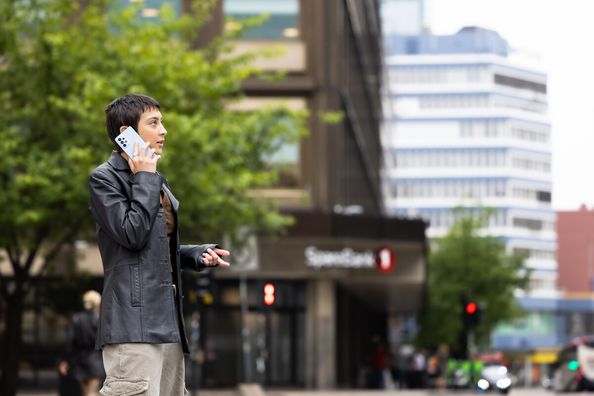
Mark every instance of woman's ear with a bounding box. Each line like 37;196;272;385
119;125;128;134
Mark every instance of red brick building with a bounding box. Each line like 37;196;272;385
557;205;594;293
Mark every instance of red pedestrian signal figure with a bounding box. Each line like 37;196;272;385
264;283;275;306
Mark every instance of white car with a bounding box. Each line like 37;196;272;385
476;364;512;394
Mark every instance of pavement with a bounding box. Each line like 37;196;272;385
15;389;562;396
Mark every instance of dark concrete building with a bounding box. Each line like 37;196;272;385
189;0;428;389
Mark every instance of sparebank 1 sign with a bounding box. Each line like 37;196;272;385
305;246;396;273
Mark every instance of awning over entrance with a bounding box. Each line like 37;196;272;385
217;210;428;314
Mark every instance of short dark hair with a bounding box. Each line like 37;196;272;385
105;94;160;148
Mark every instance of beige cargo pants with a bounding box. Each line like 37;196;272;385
99;343;188;396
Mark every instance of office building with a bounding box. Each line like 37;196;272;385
382;27;557;352
190;0;428;388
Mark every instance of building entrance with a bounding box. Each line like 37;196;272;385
197;279;305;387
336;285;388;389
242;310;305;385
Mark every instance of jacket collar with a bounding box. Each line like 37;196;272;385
106;151;179;212
162;184;179;213
107;151;131;171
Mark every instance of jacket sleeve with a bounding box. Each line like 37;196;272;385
88;169;163;250
180;244;221;271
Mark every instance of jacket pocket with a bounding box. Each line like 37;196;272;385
130;264;141;307
100;376;149;395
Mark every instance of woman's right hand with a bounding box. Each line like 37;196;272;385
128;141;160;174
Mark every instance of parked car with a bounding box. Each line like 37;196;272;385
553;335;594;392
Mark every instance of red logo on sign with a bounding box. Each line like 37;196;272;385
375;246;396;273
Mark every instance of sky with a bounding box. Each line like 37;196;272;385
419;0;594;210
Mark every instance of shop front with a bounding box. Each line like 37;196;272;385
187;211;428;388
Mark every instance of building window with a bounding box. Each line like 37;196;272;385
494;73;547;94
459;120;503;139
255;112;303;189
537;190;552;203
513;217;543;231
224;0;300;40
120;0;182;21
393;178;510;199
394;148;508;169
513;247;556;260
414;207;508;229
265;141;300;188
511;155;551;173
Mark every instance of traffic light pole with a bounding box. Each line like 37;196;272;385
468;331;476;358
456;323;469;360
240;268;252;383
458;296;482;359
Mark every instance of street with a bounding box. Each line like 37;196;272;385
270;390;582;396
267;390;579;396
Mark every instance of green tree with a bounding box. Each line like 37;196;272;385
416;208;530;356
0;1;307;394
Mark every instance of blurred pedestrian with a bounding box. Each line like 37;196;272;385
427;351;440;388
58;290;104;396
88;94;230;395
411;348;427;388
367;335;389;389
435;344;450;389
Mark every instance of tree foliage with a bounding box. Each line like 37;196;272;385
0;1;307;393
416;208;530;353
0;0;309;278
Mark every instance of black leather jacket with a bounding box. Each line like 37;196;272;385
88;152;216;353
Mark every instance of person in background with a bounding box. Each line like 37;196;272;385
368;335;388;389
59;290;105;396
434;344;450;389
411;348;427;388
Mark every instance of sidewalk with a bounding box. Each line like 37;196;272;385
16;393;435;396
14;390;555;396
16;390;438;396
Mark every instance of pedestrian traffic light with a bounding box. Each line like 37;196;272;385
462;298;481;329
263;283;275;306
465;301;477;315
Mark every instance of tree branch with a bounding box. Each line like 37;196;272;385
16;234;42;297
22;227;49;275
8;233;22;276
12;233;21;268
5;245;17;270
1;233;21;299
0;270;9;300
36;223;82;278
66;0;93;26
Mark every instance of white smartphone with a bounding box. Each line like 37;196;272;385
115;126;147;158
